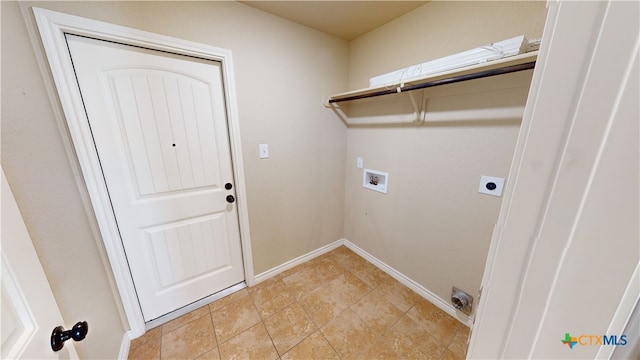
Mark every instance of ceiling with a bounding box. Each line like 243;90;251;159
239;1;429;41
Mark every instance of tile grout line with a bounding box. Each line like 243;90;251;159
315;254;373;357
442;326;461;358
346;292;418;358
271;263;340;359
294;291;341;359
130;246;467;360
312;252;396;358
337;251;458;358
282;252;349;358
246;288;281;358
207;312;220;360
253;272;348;360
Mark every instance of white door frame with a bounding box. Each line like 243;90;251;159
32;7;255;338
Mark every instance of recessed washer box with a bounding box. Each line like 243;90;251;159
363;169;389;194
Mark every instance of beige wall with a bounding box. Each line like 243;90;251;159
2;1;348;357
349;1;548;89
344;1;547;313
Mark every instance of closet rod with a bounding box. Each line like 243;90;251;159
328;61;536;104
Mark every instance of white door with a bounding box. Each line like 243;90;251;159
1;169;79;359
65;35;245;321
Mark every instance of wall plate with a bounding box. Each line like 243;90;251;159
478;176;505;197
259;144;269;159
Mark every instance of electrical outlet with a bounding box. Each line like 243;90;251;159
478;176;505;197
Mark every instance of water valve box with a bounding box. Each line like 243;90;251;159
363;169;389;194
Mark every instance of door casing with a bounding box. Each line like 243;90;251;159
33;7;255;338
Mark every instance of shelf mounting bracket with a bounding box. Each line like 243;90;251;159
408;91;426;125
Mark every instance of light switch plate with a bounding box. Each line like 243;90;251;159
356;157;363;169
478;176;505;197
259;144;269;159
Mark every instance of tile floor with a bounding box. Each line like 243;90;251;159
128;246;470;359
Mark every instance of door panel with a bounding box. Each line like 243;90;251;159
66;34;244;321
110;72;223;195
144;214;232;290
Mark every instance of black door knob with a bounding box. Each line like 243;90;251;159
225;183;233;190
51;321;88;352
226;195;235;203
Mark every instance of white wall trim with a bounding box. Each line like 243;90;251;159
32;7;254;338
254;240;345;284
254;238;471;327
118;331;132;360
343;240;472;328
596;261;640;359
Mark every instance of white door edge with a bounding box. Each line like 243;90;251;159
2;168;80;359
596;262;640;359
32;6;254;338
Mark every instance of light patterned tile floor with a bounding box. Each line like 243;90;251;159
128;246;470;360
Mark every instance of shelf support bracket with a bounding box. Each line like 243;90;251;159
408;91;427;125
325;101;349;126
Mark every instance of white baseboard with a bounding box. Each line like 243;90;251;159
253;239;345;284
343;240;472;328
252;238;472;327
119;331;132;359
